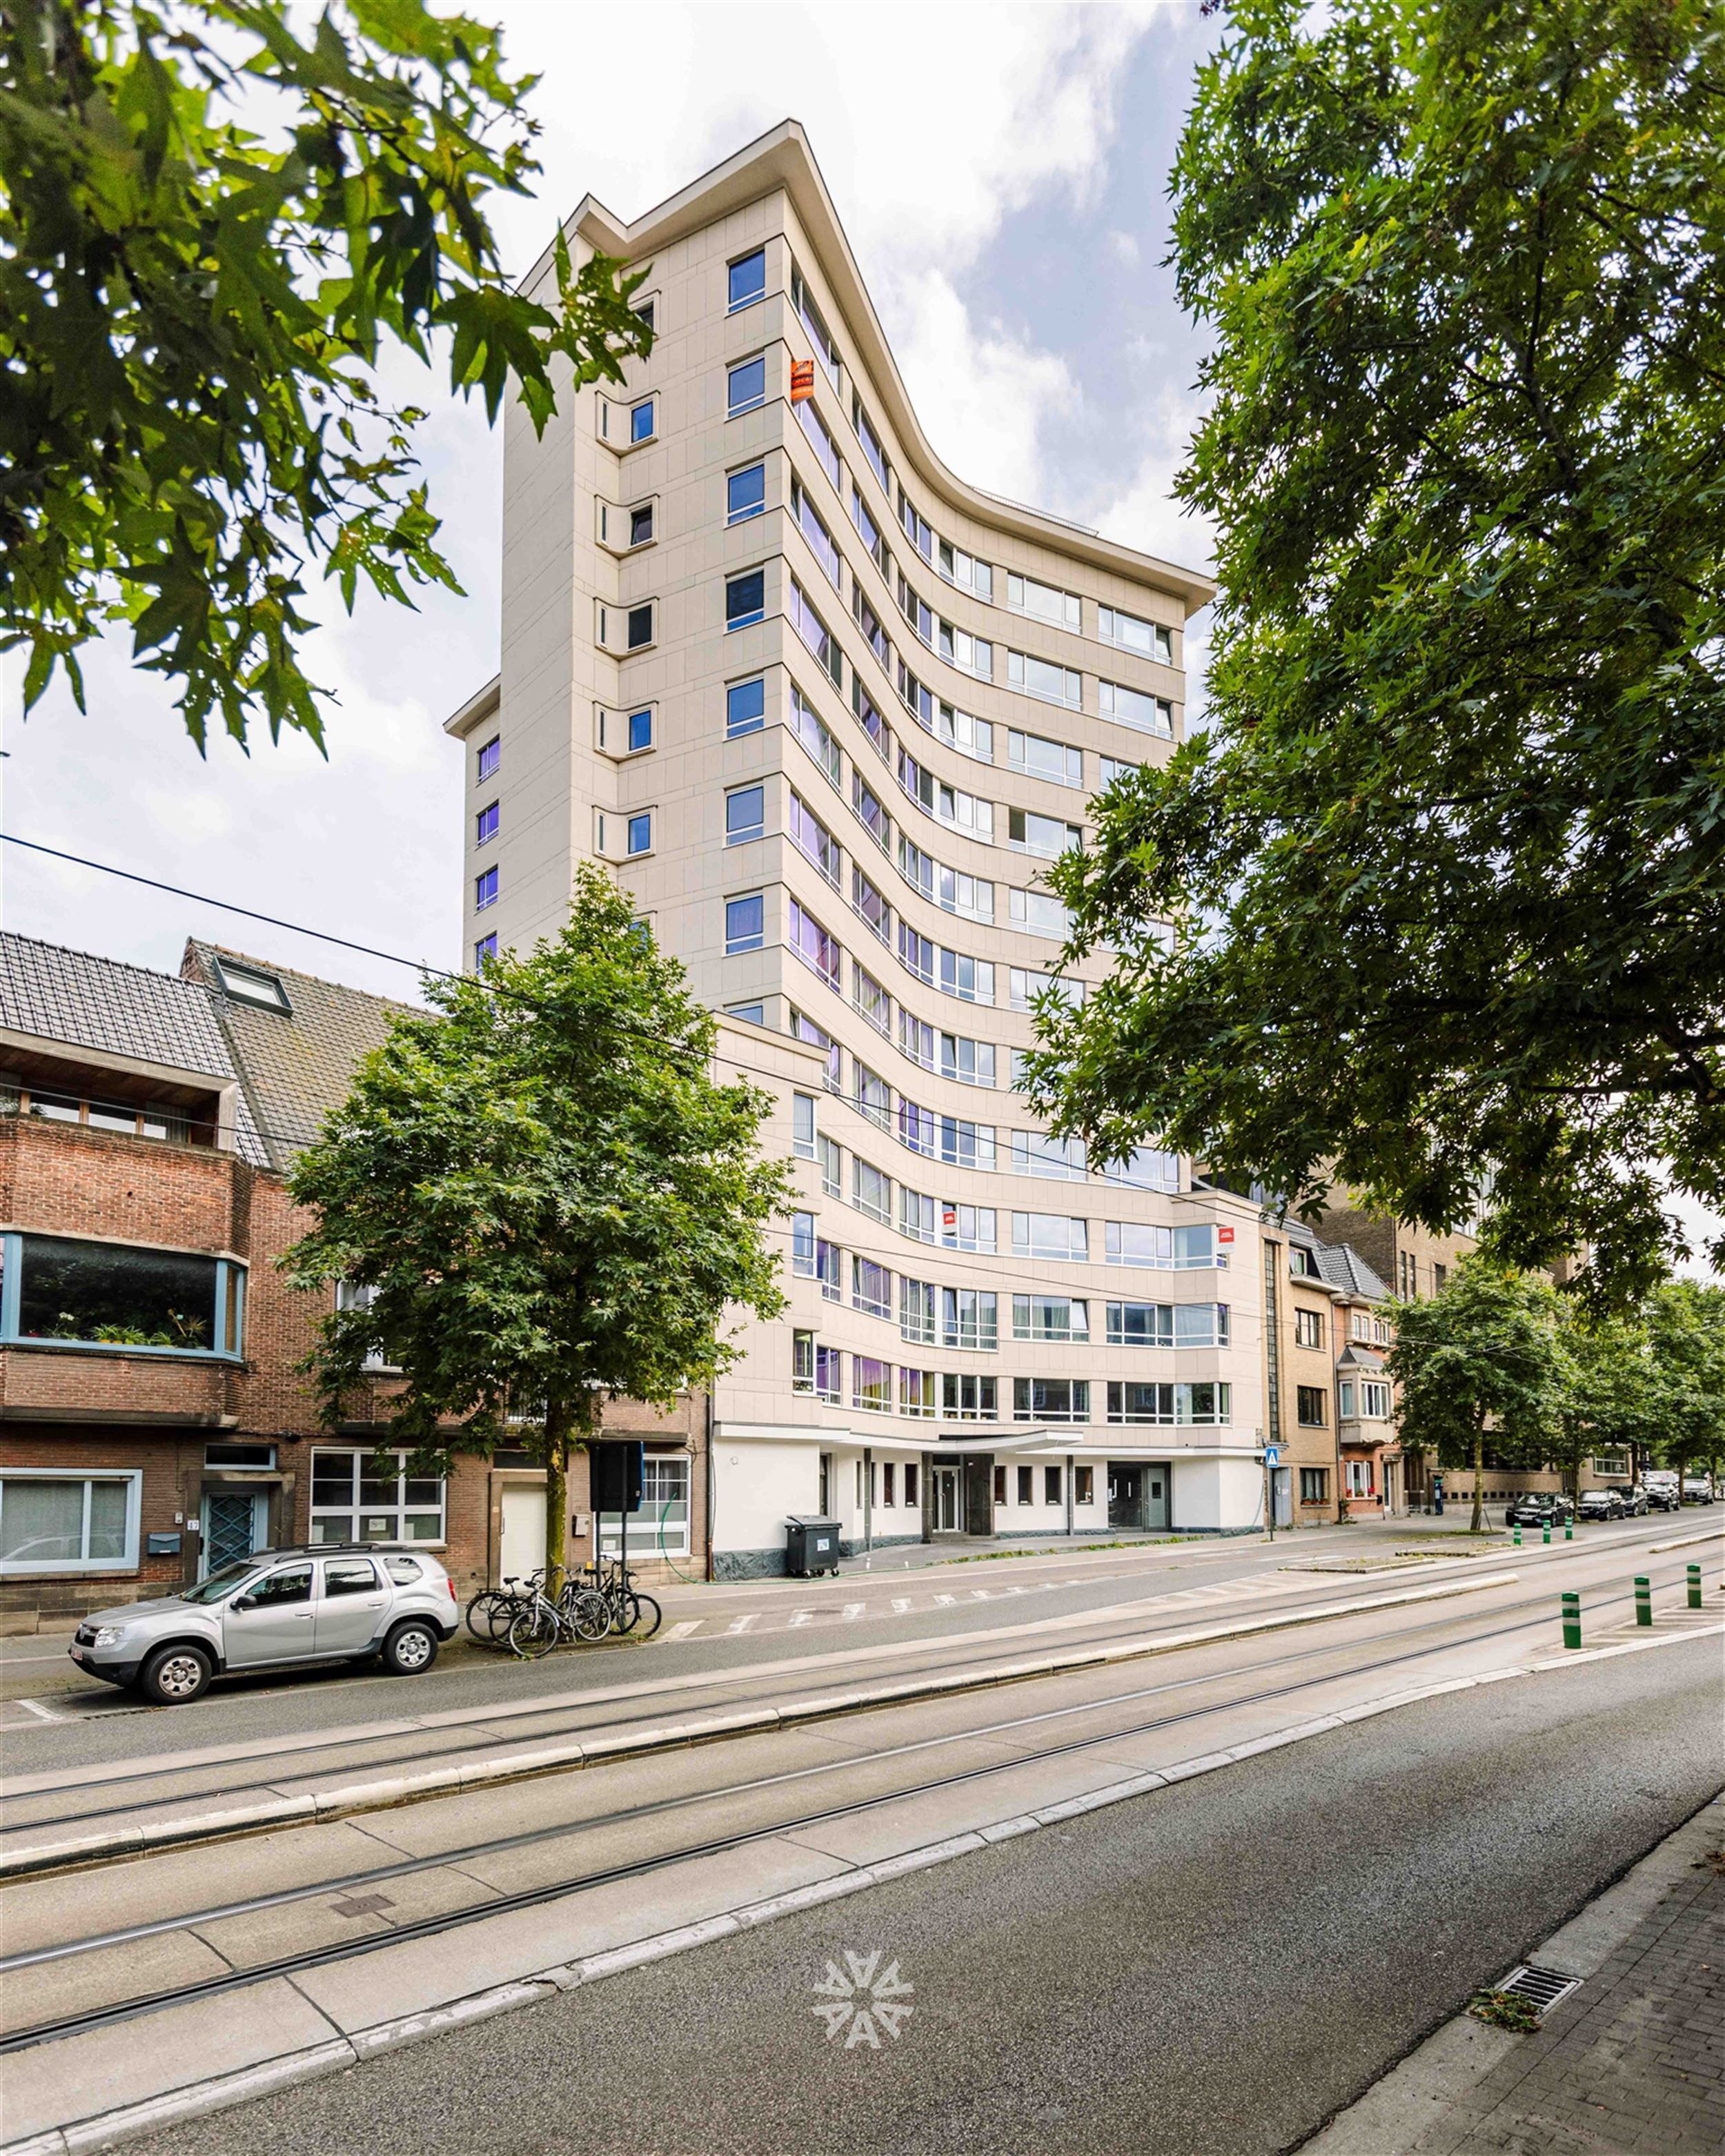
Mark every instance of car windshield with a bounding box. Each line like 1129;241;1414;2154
181;1559;264;1605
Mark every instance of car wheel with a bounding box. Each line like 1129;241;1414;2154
379;1620;439;1677
137;1643;213;1705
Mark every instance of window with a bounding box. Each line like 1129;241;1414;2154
898;660;933;727
477;735;500;782
310;1447;446;1544
789;793;839;884
853;964;891;1034
626;602;654;651
475;802;499;845
1297;1385;1328;1427
1101;1147;1178;1192
792;479;841;588
941;1287;997;1352
1009;886;1072;939
943;1372;997;1421
1098;756;1141;790
724;784;765;847
899;1008;935;1071
1099;680;1172;738
942;1203;997;1254
853;680;889;762
724;892;764;954
790;580;842;684
629;503;654;547
790;684;842;788
938;948;994;1005
791;1007;842;1092
474;933;497;967
851;1256;891;1319
727;462;766;524
1007;574;1081;630
1013;1294;1089;1343
1399;1251;1417;1298
852;1355;891;1413
629;397;656;444
1016;1465;1033;1505
625;811;653;858
938;1033;994;1088
852;1158;891;1226
1105;1222;1218;1269
727;247;767;311
851;487;887;573
1300;1467;1330;1504
938;541;992;602
726;1000;766;1026
727;676;766;736
1012;1131;1087;1180
1008;729;1083;788
792;1334;841;1403
854;775;890;856
1294;1308;1325;1349
1105;1302;1230;1348
627;706;653;754
1008;650;1083;709
853;588;889;666
727;355;767;417
324;1557;379;1599
881;1462;898;1507
992;1464;1007;1507
898;922;934;987
1345;1461;1374;1499
1290;1245;1321;1278
598;1453;692;1559
937;704;994;766
940;1114;995;1169
898;1096;936;1158
1045;1467;1065;1508
900;494;933;560
6;1234;246;1359
1432;1263;1448;1293
854;1061;889;1129
938;620;993;679
798;397;840;487
792;1094;817;1160
1012;1212;1088;1263
900;1276;936;1345
789;900;842;991
1355;1379;1392;1419
1009;968;1084;1013
791;264;840;382
726;569;765;631
853;397;890;491
0;1470;139;1574
1007;808;1082;858
633;296;656;333
1107;1381;1230;1426
898;574;934;648
1098;606;1172;662
852;867;890;944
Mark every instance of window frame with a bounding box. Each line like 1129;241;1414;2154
308;1445;447;1548
2;1231;246;1361
0;1467;142;1574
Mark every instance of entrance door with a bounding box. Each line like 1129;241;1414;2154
1108;1465;1143;1529
1143;1469;1170;1531
964;1456;994;1536
933;1465;961;1532
500;1483;547;1585
1274;1468;1293;1527
201;1489;266;1579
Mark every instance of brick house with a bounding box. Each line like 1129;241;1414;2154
0;933;707;1629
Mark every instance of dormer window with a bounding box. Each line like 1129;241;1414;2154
213;958;290;1013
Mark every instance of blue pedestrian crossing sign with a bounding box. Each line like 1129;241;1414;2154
1263;1445;1281;1467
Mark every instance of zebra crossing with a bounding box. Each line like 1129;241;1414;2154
652;1565;1306;1645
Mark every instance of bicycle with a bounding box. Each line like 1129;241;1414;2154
506;1571;613;1659
578;1554;662;1640
466;1571;541;1645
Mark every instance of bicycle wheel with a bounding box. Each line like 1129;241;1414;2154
564;1588;613;1643
464;1592;506;1642
507;1605;559;1659
619;1593;662;1639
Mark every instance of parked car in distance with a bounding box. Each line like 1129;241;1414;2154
1616;1486;1650;1517
1504;1494;1574;1527
1644;1483;1682;1512
1577;1488;1624;1521
68;1545;459;1705
1681;1475;1715;1504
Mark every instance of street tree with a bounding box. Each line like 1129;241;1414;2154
1;0;651;752
1642;1280;1725;1490
1025;0;1725;1302
283;867;793;1590
1550;1307;1657;1498
1385;1259;1566;1530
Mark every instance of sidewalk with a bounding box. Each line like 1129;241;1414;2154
1305;1792;1725;2155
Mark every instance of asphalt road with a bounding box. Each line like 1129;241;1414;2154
126;1633;1724;2156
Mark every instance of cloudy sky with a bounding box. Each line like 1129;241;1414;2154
1;0;1717;1278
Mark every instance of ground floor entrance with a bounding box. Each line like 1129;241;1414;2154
1107;1461;1170;1532
199;1487;269;1579
931;1463;963;1533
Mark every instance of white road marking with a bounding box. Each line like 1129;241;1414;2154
890;1599;911;1614
13;1697;63;1722
724;1613;760;1635
662;1621;702;1642
970;1589;993;1600
789;1611;814;1628
933;1594;957;1606
842;1603;865;1621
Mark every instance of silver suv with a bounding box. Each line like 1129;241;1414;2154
68;1545;459;1705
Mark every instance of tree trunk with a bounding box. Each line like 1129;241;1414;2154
1470;1425;1485;1533
542;1397;571;1596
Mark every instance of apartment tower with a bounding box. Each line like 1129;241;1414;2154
446;123;1266;1573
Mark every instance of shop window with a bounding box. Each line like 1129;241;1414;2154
309;1448;446;1545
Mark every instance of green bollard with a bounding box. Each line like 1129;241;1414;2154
1564;1517;1573;1541
1688;1563;1703;1611
1542;1521;1551;1545
1514;1525;1522;1547
1635;1574;1653;1627
1561;1591;1582;1649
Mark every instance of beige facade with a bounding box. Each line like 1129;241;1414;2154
447;123;1268;1570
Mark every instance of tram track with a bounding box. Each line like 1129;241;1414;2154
3;1567;1717;2058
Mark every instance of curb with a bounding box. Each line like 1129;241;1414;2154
8;1619;1717;2156
1647;1527;1724;1552
0;1571;1520;1881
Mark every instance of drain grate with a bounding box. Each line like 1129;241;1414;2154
1498;1964;1584;2015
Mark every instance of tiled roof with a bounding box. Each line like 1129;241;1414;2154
0;931;268;1165
1283;1214;1390;1302
182;942;420;1171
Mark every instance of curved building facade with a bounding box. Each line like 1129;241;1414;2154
448;122;1268;1571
